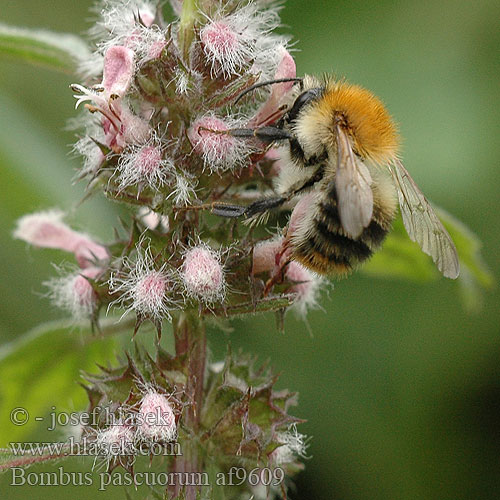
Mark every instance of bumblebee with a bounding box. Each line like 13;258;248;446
211;75;460;279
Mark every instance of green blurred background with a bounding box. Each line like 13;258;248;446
0;0;499;499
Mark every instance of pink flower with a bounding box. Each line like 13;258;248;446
72;46;151;152
133;271;167;313
284;262;322;316
146;37;167;60
137;6;155;28
102;45;135;97
286;192;316;239
252;237;285;275
249;47;296;127
14;210;109;268
139;208;169;232
201;21;251;77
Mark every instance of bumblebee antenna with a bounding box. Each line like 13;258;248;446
235;78;303;105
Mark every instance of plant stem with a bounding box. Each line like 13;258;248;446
170;311;206;499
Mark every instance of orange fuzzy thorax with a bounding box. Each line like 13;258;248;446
320;81;399;164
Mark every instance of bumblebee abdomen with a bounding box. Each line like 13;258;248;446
290;182;396;276
292;209;385;276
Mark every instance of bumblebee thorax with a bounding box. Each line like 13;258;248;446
293;80;399;165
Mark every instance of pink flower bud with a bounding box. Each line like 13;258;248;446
274;47;297;90
45;267;101;320
284;259;324;317
97;423;135;458
252;228;322;316
136;391;176;442
14;210;76;251
72;45;151;152
74;237;110;269
137;145;161;173
286;191;316;238
270;426;307;465
200;4;280;78
285;262;320;308
139;208;169;232
117;141;173;190
108;245;177;321
14;211;109;268
201;21;249;77
146;39;167;60
73;275;95;305
133;270;167;315
138;8;155;28
181;245;225;304
252;237;284;275
188;115;250;171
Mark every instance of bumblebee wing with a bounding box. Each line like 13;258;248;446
334;124;373;239
388;159;460;279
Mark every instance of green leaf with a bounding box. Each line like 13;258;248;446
363;210;494;310
0;23;89;74
363;216;438;282
437;208;494;312
178;0;199;60
0;319;121;446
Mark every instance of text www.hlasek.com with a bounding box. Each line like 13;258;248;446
9;437;181;458
11;466;285;491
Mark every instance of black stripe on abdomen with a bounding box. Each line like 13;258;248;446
318;200;388;250
362;220;387;248
295;236;353;269
314;220;373;261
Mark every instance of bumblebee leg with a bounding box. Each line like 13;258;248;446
244;196;287;216
211;165;324;218
181;165;324;220
227;126;293;143
210;196;287;218
173;199;286;218
210;203;247;218
173;202;245;217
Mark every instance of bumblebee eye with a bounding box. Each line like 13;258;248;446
286;87;323;123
